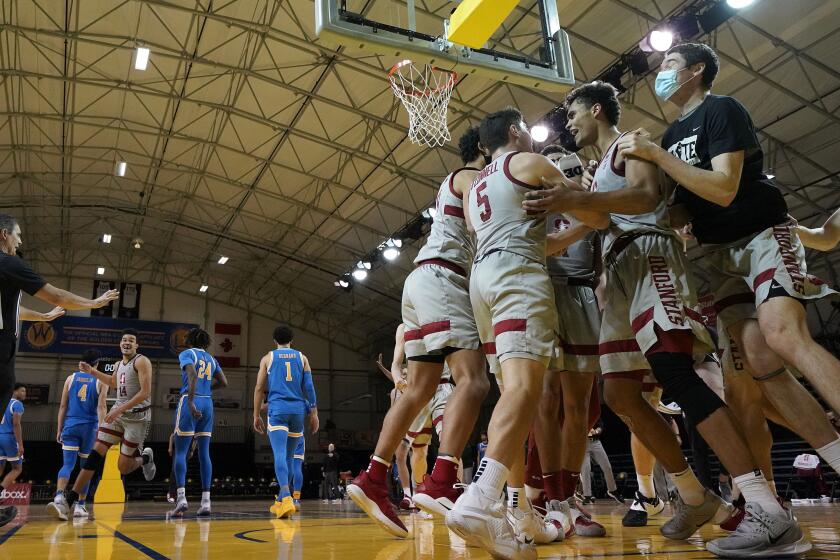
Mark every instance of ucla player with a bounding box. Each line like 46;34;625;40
170;328;228;517
253;325;319;519
0;383;25;522
47;350;107;519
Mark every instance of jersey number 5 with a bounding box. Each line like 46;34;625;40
475;182;492;222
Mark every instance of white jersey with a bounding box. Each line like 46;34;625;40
469;151;545;264
115;354;150;411
415;167;478;271
592;133;674;255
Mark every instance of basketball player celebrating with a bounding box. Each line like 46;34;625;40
348;127;490;538
445;108;606;560
52;329;157;519
170;328;228;517
253;325;318;519
47;350;107;519
524;81;809;557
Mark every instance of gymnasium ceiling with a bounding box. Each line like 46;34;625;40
1;0;839;353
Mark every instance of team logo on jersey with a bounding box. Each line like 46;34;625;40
25;321;56;350
170;327;190;355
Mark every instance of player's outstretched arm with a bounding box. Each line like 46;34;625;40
34;284;119;311
19;306;65;322
796;208;840;252
56;375;72;443
79;361;117;389
547;223;592;256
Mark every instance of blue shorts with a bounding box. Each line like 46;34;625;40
62;421;98;458
0;434;21;464
294;434;305;459
267;411;304;438
174;395;214;437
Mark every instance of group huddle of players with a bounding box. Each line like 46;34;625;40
346;42;840;560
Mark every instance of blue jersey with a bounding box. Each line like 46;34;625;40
65;372;100;427
178;348;220;397
0;398;23;436
267;348;316;415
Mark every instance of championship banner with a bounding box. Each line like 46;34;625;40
118;282;142;319
19;316;199;360
214;323;241;368
91;280;116;317
1;483;31;505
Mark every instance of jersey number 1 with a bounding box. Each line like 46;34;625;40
285;362;293;381
475;182;492;222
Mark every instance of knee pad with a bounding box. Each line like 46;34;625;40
82;449;106;472
646;352;725;425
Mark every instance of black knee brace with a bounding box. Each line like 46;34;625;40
647;352;726;425
83;449;106;472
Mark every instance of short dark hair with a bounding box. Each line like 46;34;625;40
564;81;621;126
81;349;101;366
667;42;719;89
13;383;25;391
273;324;294;345
121;328;139;339
479;107;524;155
0;214;17;234
458;125;483;165
186;328;211;350
540;144;572;158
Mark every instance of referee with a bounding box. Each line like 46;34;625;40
0;213;119;527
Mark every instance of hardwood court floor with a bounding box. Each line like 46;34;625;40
1;499;839;559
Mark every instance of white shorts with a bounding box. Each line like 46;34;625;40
97;409;151;457
405;381;452;447
402;261;481;358
470;251;559;376
553;281;601;373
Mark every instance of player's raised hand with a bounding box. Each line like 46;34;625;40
79;361;93;374
617;128;660;162
42;306;65;321
581;160;597;190
253;415;266;434
93;289;120;308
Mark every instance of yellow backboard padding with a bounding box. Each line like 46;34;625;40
448;0;520;49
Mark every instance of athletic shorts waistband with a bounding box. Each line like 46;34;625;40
416;258;466;277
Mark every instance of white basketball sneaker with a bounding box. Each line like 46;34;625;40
73;503;90;520
445;484;536;560
141;448;156;481
511;500;559;545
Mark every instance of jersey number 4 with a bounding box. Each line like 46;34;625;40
475;182;492;222
77;384;88;402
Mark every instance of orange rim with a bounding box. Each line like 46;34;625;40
388;59;457;97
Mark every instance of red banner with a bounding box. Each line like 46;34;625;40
0;483;31;505
214;323;242;368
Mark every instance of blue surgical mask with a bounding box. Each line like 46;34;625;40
655;69;682;100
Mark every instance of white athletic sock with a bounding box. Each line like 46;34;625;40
669;468;706;506
816;438;840;475
201;491;210;503
177;487;186;500
402;486;412;498
507;487;530;511
733;471;784;516
473;457;509;497
637;474;656;499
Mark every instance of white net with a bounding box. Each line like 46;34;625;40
389;60;457;148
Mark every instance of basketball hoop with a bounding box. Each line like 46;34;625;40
388;60;457;148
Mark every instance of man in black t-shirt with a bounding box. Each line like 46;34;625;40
614;44;828;558
0;214;119;527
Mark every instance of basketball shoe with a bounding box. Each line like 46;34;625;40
661;490;725;540
445;483;536;560
511;500;559;544
47;493;70;521
565;498;606;537
622;491;664;527
141;448;156;481
73;503;90;520
270;496;295;519
706;503;811;558
347;471;408;538
413;475;463;518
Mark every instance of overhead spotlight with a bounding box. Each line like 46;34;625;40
648;29;674;52
115;161;127;177
132;238;143;249
102;233;112;244
199;284;209;293
765;170;775;180
531;124;550;143
96;267;105;276
134;47;150;70
218;256;229;264
357;260;372;270
352;268;368;281
726;0;755;8
383;246;400;261
390;238;403;248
